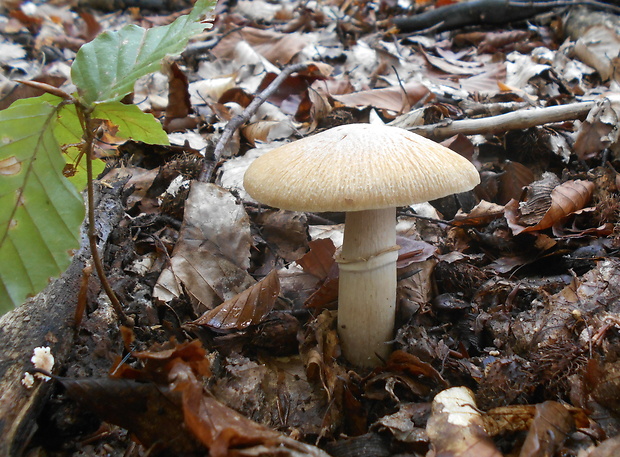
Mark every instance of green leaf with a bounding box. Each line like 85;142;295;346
53;103;105;190
0;95;85;313
92;102;170;145
72;0;216;106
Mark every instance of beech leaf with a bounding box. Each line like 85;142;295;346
72;0;216;105
181;382;331;457
0;95;85;312
92;102;170;145
192;269;280;330
297;238;336;280
506;179;595;235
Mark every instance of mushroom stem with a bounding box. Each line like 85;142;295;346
337;207;399;367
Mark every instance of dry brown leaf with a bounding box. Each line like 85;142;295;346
573;98;620;160
219;87;254;108
396;237;437;269
518;401;574;457
181;381;330;457
299;310;348;438
375;402;431;444
164;62;191;120
452;200;506;226
499;161;535;203
382;350;447;387
307;84;335;125
254;209;309;262
300;311;341;394
297;238;336;280
505;178;595;235
364;350;441;401
483;403;589;437
62;377;203;454
298;239;339;309
192;269;280;331
304;274;339;310
331;81;430;113
242;120;282;146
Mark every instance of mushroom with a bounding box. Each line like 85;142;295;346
243;123;480;367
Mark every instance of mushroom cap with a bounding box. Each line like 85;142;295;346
243;123;480;212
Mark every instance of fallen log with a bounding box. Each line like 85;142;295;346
0;182;125;457
392;0;620;34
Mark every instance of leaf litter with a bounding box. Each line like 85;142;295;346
5;0;620;456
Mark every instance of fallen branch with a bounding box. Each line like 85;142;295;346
198;62;309;183
392;0;620;33
408;101;596;140
0;182;125;456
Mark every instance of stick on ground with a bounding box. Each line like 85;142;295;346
198;62;309;183
408;100;596;140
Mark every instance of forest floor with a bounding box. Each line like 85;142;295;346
4;0;620;456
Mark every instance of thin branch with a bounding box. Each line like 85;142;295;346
407;100;596;140
198;62;309;183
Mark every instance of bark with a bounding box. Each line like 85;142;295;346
0;182;125;457
392;0;620;34
408;100;596;140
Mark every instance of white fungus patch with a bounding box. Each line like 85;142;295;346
32;346;54;380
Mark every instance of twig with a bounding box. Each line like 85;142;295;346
460;100;532;117
407;100;596;140
397;208;458;227
198;62;309;183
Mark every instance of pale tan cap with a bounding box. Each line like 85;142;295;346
243;123;480;212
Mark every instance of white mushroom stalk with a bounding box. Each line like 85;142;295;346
337;208;399;366
243;123;480;368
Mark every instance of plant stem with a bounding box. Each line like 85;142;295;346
79;107;131;327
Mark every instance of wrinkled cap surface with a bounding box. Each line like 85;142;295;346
243;123;480;212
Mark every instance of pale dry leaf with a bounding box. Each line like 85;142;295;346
427;386;502;457
331;81;430;113
505;51;551;89
375;402;430;444
573;24;620;81
241;120;294;146
242;121;281;146
574;97;620;160
459;63;507;95
212;27;309;67
190;74;237;103
422;47;485;76
154;183;254;308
